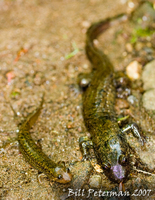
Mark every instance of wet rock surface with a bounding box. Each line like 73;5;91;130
142;59;155;110
142;59;155;90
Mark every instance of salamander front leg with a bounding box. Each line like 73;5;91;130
121;123;146;146
79;136;93;161
77;73;93;91
129;147;155;175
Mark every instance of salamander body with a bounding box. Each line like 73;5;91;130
83;15;131;185
18;96;72;183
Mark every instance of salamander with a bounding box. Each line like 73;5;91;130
80;14;139;189
17;95;72;183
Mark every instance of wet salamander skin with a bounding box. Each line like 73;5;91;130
83;15;130;183
18;97;72;183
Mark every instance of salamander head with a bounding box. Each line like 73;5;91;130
102;154;130;184
53;165;72;183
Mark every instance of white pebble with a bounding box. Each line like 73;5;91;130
126;60;142;80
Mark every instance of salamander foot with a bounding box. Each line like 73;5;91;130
121;123;146;146
79;136;93;161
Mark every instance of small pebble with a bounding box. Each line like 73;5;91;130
115;98;129;109
125;43;133;52
127;95;138;105
81;20;91;28
142;59;155;90
142;89;155;110
80;78;90;88
126;60;142;80
67;122;73;129
89;175;102;189
135;42;143;51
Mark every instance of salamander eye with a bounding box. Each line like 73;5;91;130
103;163;111;170
66;168;70;173
57;174;62;179
119;155;128;165
57;161;65;167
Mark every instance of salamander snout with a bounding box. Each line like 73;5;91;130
103;154;130;183
110;163;129;183
54;166;72;183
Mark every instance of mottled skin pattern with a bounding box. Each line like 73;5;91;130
18;96;72;183
83;15;131;184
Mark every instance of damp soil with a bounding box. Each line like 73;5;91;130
0;0;155;200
